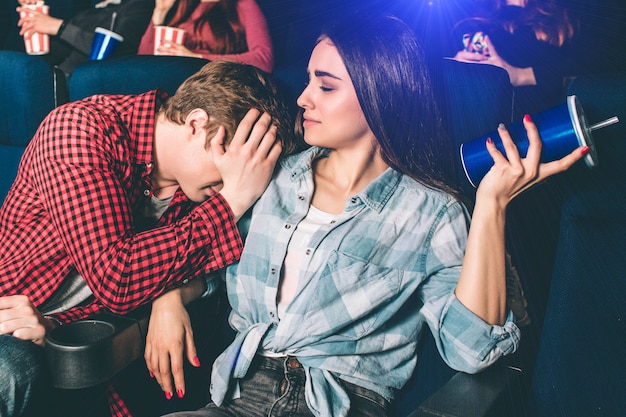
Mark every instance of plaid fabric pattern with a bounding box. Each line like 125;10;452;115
0;90;242;416
211;147;520;417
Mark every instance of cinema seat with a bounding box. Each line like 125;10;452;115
69;55;210;101
0;51;67;204
528;72;626;417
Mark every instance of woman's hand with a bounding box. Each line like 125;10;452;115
145;289;200;400
152;0;177;25
0;295;57;346
456;116;587;324
477;115;589;208
451;35;537;86
155;41;202;58
16;7;63;38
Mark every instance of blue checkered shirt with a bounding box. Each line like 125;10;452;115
210;147;520;416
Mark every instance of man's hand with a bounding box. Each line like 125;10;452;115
214;109;282;220
0;295;56;345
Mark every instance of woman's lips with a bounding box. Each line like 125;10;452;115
302;118;319;128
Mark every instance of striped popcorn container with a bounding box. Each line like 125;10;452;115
20;3;50;55
154;26;186;55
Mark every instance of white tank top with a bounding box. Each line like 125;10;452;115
276;205;335;318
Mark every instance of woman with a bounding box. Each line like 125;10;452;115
450;0;582;117
137;0;273;72
148;14;588;416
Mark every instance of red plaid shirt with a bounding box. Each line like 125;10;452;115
0;90;242;416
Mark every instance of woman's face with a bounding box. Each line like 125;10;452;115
296;38;374;150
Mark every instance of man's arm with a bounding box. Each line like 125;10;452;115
31;99;240;319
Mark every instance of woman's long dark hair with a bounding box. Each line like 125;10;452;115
317;14;458;197
168;0;247;54
466;0;576;47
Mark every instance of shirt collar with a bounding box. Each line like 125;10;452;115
287;146;403;214
126;89;169;167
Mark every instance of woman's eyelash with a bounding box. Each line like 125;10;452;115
303;80;333;92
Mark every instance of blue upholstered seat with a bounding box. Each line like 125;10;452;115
529;72;626;417
69;55;210;101
0;51;67;204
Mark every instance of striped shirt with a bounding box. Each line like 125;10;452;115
211;146;520;416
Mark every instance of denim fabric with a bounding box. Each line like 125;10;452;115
0;334;48;417
164;356;387;417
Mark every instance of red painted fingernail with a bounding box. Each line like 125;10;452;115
581;146;591;155
524;114;532;123
165;392;172;400
193;356;201;367
149;371;154;378
486;137;493;145
177;389;184;399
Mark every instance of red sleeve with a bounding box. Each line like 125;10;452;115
137;21;157;55
32;101;242;317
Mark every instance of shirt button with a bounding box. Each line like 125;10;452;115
330;220;336;224
284;224;291;229
305;249;311;255
298;195;305;201
143;189;150;196
350;197;357;204
269;312;275;318
270;267;276;274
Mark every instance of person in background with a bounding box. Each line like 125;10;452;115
146;14;588;416
449;0;582;118
0;60;296;417
138;0;274;73
16;0;154;77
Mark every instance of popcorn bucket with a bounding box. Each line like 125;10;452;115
20;3;50;55
154;26;186;55
462;32;489;56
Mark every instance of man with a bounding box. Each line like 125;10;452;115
17;0;153;76
0;60;296;417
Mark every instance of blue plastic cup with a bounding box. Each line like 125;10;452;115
89;27;124;61
460;95;597;187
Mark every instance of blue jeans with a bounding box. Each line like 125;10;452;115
0;334;48;417
163;355;389;417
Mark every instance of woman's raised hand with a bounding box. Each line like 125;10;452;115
152;0;177;25
476;114;589;208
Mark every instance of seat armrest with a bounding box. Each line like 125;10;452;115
408;363;522;417
45;307;149;389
